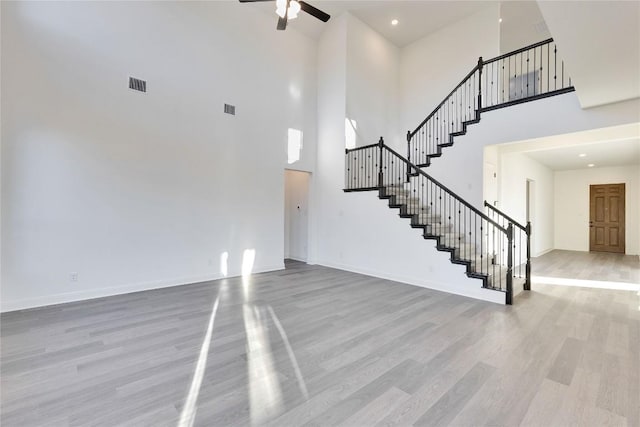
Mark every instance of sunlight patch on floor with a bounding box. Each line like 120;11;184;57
178;294;221;427
533;275;640;292
244;305;284;425
268;306;309;400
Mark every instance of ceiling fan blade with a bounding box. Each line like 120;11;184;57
299;1;330;22
277;15;288;30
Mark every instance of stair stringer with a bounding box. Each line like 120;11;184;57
335;190;506;304
416;112;481;168
379;183;518;296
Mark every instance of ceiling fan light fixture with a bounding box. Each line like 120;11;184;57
275;0;301;20
240;0;330;30
275;0;287;17
288;0;301;19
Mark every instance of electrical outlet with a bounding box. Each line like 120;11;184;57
70;272;79;282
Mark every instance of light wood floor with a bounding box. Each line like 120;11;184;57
1;251;639;426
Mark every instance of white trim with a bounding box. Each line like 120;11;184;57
285;256;308;263
533;247;554;257
314;260;506;305
0;263;284;313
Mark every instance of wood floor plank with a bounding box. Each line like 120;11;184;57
547;337;584;386
413;361;496;427
336;386;410;427
519;378;569;427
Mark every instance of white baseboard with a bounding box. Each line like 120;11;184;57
315;259;505;305
0;263;284;313
285;256;308;263
533;247;554;257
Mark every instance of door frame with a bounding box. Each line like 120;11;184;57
589;183;626;253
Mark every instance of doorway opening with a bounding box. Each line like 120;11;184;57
526;179;535;250
284;170;310;263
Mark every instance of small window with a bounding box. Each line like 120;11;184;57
345;118;357;149
287;128;303;164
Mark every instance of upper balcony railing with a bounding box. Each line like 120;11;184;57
407;38;574;168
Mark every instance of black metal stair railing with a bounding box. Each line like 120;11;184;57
345;139;516;304
407;38;575;168
406;60;482;168
484;202;531;291
481;38;574;111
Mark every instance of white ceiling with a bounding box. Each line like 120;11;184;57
498;123;640;171
524;138;640;171
349;1;493;47
241;0;640;107
242;0;494;47
537;1;640;108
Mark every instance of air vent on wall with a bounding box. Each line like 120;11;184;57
129;77;147;93
224;104;236;115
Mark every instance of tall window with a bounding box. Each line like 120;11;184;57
287;128;303;164
345;118;357;149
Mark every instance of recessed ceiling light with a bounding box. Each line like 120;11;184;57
391;19;399;26
499;18;503;23
588;163;595;167
579;153;586;157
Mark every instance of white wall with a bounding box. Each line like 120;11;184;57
499;152;554;256
499;2;550;54
538;1;640;108
1;1;318;311
284;170;310;261
554;165;640;255
483;145;499;207
312;12;347;268
346;14;401;150
400;5;501;135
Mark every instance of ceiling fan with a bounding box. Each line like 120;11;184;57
239;0;331;31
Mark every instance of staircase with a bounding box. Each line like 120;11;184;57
344;39;574;304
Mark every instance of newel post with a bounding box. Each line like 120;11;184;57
406;131;412;183
506;222;513;305
525;221;532;291
377;137;384;189
477;56;483;112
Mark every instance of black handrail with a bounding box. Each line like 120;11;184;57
344;138;514;302
409;38;556;140
407;38;573;169
484;201;531;292
382;143;507;234
346;141;508;235
345;142;379;153
484;201;527;231
483;38;554;64
409;64;481;138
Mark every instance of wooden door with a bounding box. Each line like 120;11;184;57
590;184;625;253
